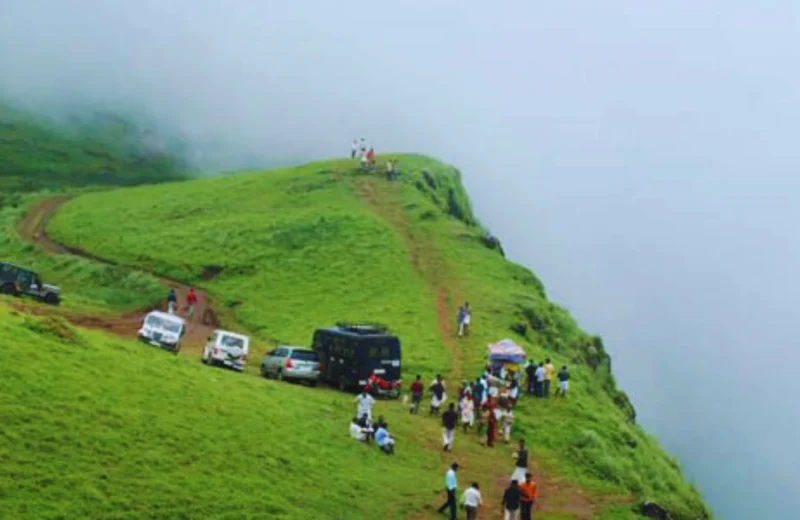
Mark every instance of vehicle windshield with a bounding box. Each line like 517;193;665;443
145;315;182;333
221;335;245;349
290;350;318;361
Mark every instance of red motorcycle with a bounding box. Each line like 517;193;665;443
365;373;402;399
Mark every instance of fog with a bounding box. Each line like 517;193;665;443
3;1;799;518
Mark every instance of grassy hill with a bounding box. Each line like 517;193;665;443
0;103;187;195
26;155;710;519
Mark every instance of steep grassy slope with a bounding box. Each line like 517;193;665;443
0;306;449;520
0;103;187;195
47;155;711;518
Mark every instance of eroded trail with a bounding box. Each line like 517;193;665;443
17;196;220;354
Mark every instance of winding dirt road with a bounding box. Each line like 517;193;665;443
17;196;220;355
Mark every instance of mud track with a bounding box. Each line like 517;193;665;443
18;196;221;354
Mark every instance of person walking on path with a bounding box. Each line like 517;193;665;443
503;404;515;443
442;403;458;452
409;375;424;414
355;389;375;422
186;288;198;321
456;305;466;337
430;375;446;415
534;363;546;398
519;472;539;520
461;482;482;520
544;358;554;397
556;365;570;398
502;480;523;520
167;288;177;315
460;393;475;432
525;360;536;395
511;439;529;483
438;463;459;520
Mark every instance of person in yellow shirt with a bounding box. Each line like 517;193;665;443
544;359;554;398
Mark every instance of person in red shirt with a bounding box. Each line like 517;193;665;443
409;374;424;415
186;288;198;321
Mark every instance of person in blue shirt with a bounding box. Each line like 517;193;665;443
437;462;459;520
374;422;395;455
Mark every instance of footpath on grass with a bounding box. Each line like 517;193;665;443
16;196;221;355
353;175;601;519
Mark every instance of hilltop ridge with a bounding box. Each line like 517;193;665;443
0;123;711;518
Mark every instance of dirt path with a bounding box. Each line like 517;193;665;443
17;196;220;354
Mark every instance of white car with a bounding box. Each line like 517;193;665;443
202;330;250;372
137;311;186;352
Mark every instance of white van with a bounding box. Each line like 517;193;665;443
202;330;250;372
137;311;186;352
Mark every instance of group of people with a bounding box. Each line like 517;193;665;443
350;138;398;181
524;358;570;398
438;446;540;520
166;287;198;321
350;390;396;454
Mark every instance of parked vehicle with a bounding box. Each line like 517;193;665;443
137;311;186;352
260;346;320;386
0;262;61;305
313;323;402;393
202;330;250;372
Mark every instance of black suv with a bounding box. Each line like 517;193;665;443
0;262;61;305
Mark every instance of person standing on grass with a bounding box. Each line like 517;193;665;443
556;365;570;398
502;479;523;520
430;375;446;415
509;378;520;406
462;302;472;335
438;463;459;520
351;139;358;159
535;363;546;398
525;360;536;395
460;392;475;432
442;403;458;452
503;404;515;443
167;287;177;315
409;374;424;414
186;288;198;321
519;472;539;520
544;358;554;398
484;396;498;447
356;388;375;422
461;482;482;520
511;439;529;483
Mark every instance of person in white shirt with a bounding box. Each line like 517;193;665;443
350;417;367;442
502;405;514;442
355;390;375;421
535;363;546;398
460;395;475;431
461;482;482;520
351;139;358;159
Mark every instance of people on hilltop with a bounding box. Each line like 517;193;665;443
374;421;395;455
409;374;424;414
385;159;397;181
355;388;375;422
519;472;539;520
167;287;177;315
186;288;198;322
438;462;459;520
442;403;458;452
556;365;570;398
502;479;523;520
544;358;554;397
366;147;375;167
429;375;446;415
351;139;358;159
461;482;483;520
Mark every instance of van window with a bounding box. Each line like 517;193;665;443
145;315;182;333
290;350;318;361
221;335;245;349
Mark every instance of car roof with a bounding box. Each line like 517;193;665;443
146;311;186;324
317;327;397;339
214;330;249;341
0;262;33;272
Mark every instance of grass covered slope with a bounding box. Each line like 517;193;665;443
0;103;187;195
48;155;710;518
0;306;448;520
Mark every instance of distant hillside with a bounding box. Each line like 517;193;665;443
0;103;187;194
35;155;711;519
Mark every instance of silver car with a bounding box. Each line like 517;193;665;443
260;346;320;386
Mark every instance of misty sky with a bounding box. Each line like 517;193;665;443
2;1;799;518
